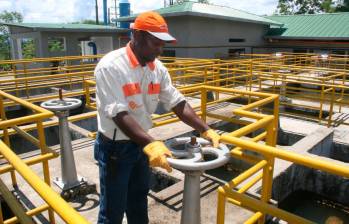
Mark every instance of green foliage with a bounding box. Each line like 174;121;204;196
71;19;97;24
336;0;349;11
276;0;323;14
21;39;35;59
322;0;336;12
0;10;23;69
276;0;349;14
48;37;65;52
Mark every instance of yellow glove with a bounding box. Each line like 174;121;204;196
143;141;173;172
201;129;220;148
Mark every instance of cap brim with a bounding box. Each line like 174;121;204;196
147;31;177;43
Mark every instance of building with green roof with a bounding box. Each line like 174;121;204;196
261;13;349;55
115;1;282;58
3;1;349;60
2;22;128;60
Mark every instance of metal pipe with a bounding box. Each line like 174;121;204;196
56;111;79;189
181;171;202;224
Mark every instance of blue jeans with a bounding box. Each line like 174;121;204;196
94;133;150;224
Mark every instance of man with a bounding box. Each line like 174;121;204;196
94;11;220;224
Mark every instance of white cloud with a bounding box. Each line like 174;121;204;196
0;0;279;23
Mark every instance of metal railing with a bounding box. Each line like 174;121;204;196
1;53;349;126
211;86;349;223
0;90;89;224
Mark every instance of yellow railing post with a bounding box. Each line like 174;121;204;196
23;63;29;98
201;87;207;123
0;95;17;187
84;80;90;108
319;81;325;123
248;61;252;104
12;63;19;97
216;187;226;224
36;121;56;224
258;121;276;224
327;87;335;127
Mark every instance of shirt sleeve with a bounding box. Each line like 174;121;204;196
95;67;128;118
159;69;185;111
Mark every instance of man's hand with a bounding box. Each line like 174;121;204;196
143;141;173;172
201;129;220;148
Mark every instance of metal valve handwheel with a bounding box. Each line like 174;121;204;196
165;137;230;171
41;98;82;111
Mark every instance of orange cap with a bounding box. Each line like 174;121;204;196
131;11;176;43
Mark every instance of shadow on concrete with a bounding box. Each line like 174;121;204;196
148;174;222;212
12;186;50;224
69;191;100;212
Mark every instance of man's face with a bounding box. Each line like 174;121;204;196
135;31;165;63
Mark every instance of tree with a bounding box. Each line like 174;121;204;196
0;11;23;68
71;19;97;25
276;0;324;14
336;0;349;11
321;0;336;12
276;0;349;14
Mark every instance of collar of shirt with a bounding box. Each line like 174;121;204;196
126;42;155;71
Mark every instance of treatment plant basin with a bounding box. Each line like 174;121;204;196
165;136;230;224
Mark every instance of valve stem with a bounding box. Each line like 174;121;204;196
190;136;197;145
59;88;63;101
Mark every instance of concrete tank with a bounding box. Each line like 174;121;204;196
119;0;130;28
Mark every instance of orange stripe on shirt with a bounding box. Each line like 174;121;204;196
122;83;141;97
148;83;160;94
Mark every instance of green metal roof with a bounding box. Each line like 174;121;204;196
265;13;349;40
1;22;127;32
115;1;282;26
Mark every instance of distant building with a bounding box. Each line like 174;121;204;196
3;2;349;60
262;13;349;55
116;2;349;57
1;23;129;60
116;1;282;58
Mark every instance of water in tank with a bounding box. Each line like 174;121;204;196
119;0;130;29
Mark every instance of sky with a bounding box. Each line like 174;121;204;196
0;0;279;23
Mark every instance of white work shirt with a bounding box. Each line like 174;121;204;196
95;43;185;140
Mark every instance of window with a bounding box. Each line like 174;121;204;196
20;38;35;59
48;37;66;52
229;38;245;42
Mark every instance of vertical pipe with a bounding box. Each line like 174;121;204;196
57;111;79;187
103;0;108;25
95;0;99;24
180;171;201;224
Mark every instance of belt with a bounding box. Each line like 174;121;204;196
98;132;131;144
